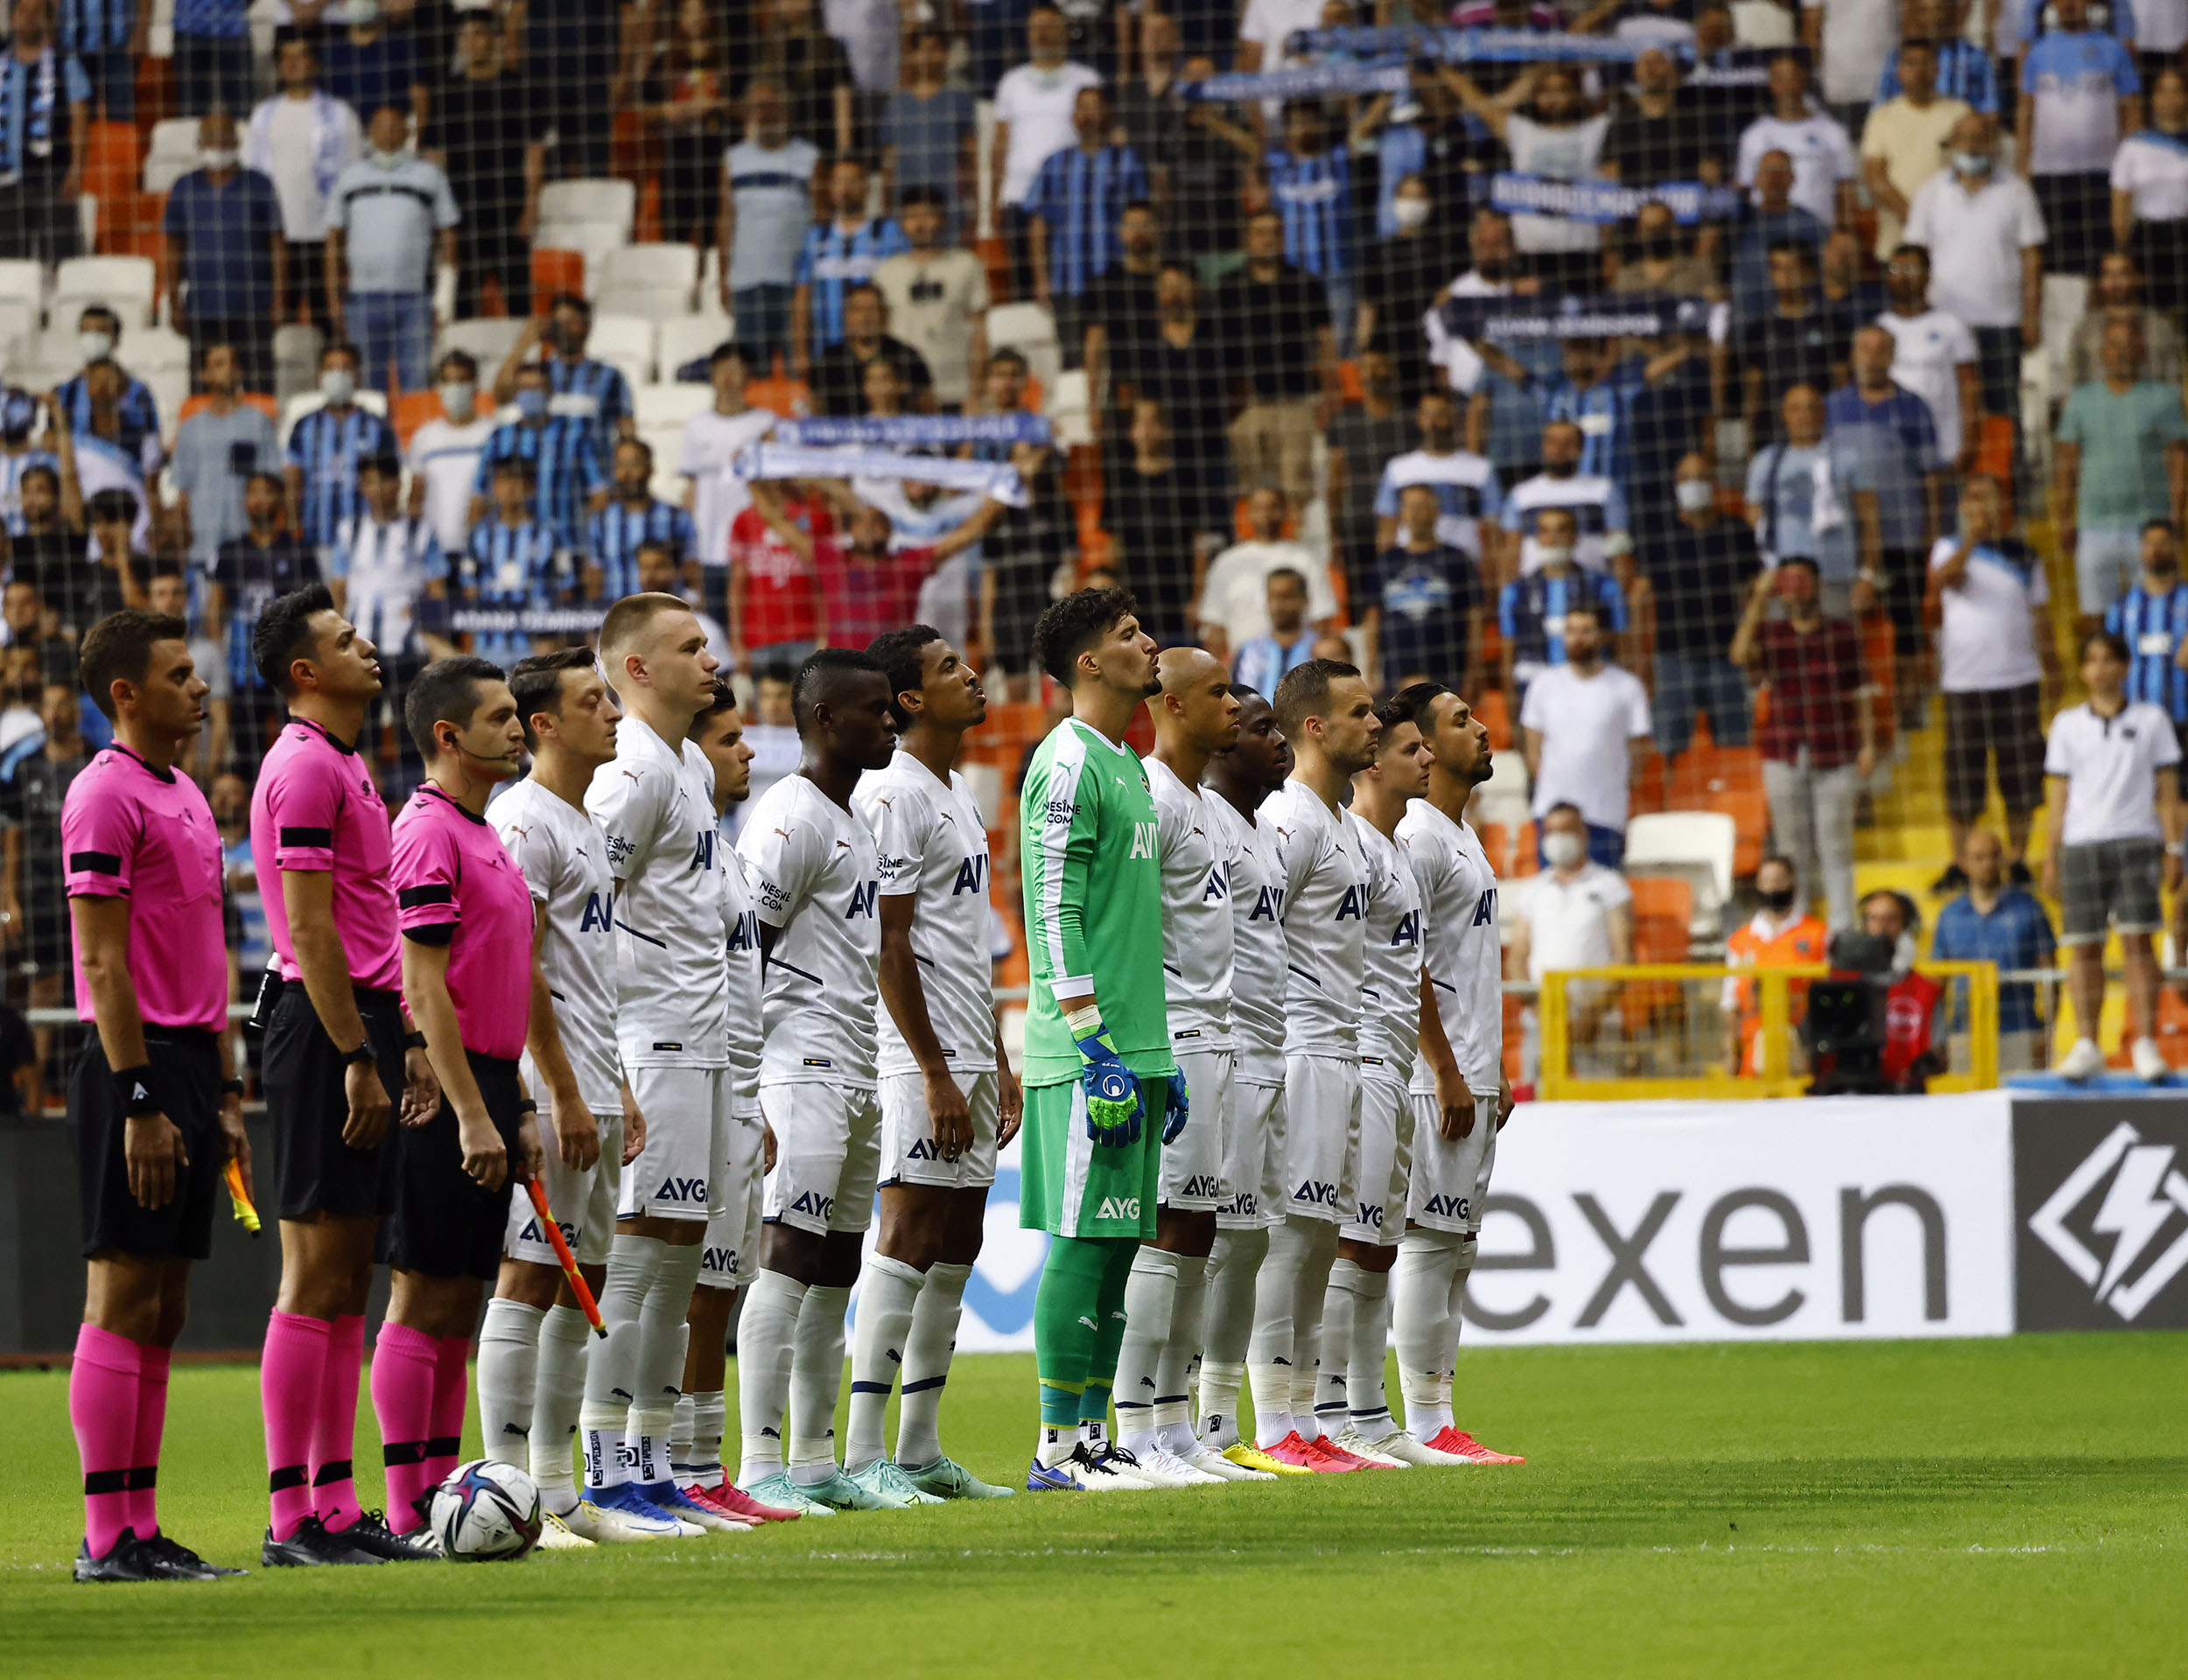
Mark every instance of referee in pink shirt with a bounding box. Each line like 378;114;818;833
64;610;249;1583
380;656;544;1537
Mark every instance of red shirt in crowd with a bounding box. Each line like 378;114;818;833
1755;617;1867;770
813;541;937;649
730;495;834;650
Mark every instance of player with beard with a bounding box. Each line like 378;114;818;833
1249;661;1383;1474
1320;697;1435;1467
1112;645;1258;1487
1019;590;1175;1493
1196;689;1301;1478
1393;683;1524;1466
842;627;1022;1501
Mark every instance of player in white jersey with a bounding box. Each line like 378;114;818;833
473;650;672;1545
733;648;908;1515
1108;646;1262;1488
667;680;803;1524
579;592;744;1536
1250;660;1384;1474
1392;682;1524;1466
1318;696;1441;1468
841;626;1020;1502
1196;689;1307;1478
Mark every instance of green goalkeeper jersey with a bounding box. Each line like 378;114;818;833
1019;715;1174;1087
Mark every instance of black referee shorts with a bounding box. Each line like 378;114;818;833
71;1029;223;1262
388;1051;526;1282
263;983;407;1222
1943;683;2045;823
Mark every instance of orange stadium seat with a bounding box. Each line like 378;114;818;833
177;392;279;423
530;249;586;313
1471;688;1511;750
84;122;141;202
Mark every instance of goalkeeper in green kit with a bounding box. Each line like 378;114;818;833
1017;588;1185;1494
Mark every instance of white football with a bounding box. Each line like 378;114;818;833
428;1459;543;1562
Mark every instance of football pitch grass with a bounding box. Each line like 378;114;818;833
4;1334;2184;1676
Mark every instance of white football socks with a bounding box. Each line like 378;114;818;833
681;1390;726;1488
476;1297;543;1469
1113;1247;1182;1458
1248;1217;1336;1447
1316;1260;1363;1438
894;1260;969;1469
585;1234;670;1491
1153;1252;1208;1457
787;1283;852;1486
1198;1225;1267;1451
1393;1228;1465;1439
1348;1268;1394;1436
533;1304;592;1511
734;1268;808;1485
845;1254;924;1473
670;1392;696;1485
627;1242;704;1487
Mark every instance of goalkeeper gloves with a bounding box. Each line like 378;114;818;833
1067;1004;1143;1147
1161;1069;1189;1144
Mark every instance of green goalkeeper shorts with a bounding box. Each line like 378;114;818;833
1019;1077;1161;1240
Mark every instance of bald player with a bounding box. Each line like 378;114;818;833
579;592;737;1536
1112;646;1263;1486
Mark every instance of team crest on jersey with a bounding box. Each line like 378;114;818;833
846;879;878;919
953;854;988;895
1129;821;1157;859
1471;888;1497;928
580;891;612;933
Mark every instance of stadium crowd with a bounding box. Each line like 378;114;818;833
4;0;2188;1088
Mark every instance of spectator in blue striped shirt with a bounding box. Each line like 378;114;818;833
2104;520;2188;779
460;456;572;666
792;154;909;379
491;296;635;440
1262;101;1364;356
1025;84;1149;370
284;340;397;562
0;0;90;265
1876;0;1999;113
54;0;137;122
53;307;159;465
472;360;609;553
586;438;698;602
170;0;249;118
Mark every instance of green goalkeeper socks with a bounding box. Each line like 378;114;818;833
1035;1236;1110;1427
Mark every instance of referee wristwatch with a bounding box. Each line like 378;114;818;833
339;1042;376;1068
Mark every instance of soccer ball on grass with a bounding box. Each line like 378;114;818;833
428;1459;543;1561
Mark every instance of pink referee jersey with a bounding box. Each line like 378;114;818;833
61;744;228;1031
251;717;401;991
390;785;534;1060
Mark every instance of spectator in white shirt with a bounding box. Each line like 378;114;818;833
404;350;498;557
2044;628;2184;1082
987;5;1102;300
1804;0;1898;129
1877;242;1981;472
2016;0;2141;276
1195;486;1340;662
1902;112;2046;452
245;30;361;335
1736;53;1859;229
677;343;776;607
2111;66;2188;322
1518;603;1655;867
1506;800;1635;1074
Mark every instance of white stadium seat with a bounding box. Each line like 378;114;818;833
633;382;711;429
656;313;732;379
437;317;528;373
1623;812;1738;936
55;256;158;316
587;313;656;385
985;301;1060;392
537;178;636;237
599;243;698;297
0;259;46;309
130;325;191;374
144;117;204;193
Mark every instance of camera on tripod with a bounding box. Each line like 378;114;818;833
1802;930;1918;1096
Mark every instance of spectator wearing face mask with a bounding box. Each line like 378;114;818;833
1507;800;1635;1079
1654;452;1763;760
1732;554;1876;928
471;361;609;554
163;110;284;395
284;340;396;565
207;469;318;765
1722;851;1831;1075
245;30;363;334
325;103;460;398
1355;176;1456;407
1859;39;1971;260
404;350;500;558
1611;201;1719;299
52;306;158;466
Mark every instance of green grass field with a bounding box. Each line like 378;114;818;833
4;1335;2184;1676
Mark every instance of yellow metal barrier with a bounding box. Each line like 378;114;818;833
1534;962;1999;1101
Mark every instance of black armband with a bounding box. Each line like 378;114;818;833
112;1063;168;1117
403;1029;427;1050
221;1077;245;1097
339;1042;377;1068
516;1098;538;1116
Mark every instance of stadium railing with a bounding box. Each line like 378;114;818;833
1532;962;2001;1101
